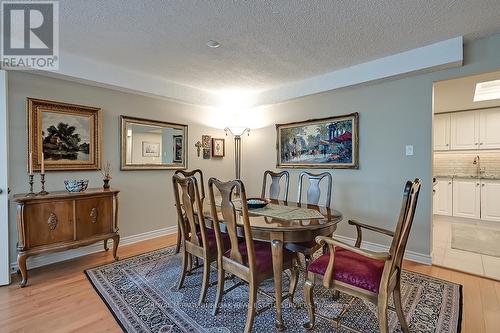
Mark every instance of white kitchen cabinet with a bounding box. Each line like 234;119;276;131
479;108;500;149
481;179;500;222
433;114;450;151
450;111;479;150
453;178;481;219
433;178;453;216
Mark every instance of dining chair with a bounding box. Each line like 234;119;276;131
261;170;290;201
285;171;333;266
208;177;300;333
172;174;229;306
173;169;205;254
303;178;421;333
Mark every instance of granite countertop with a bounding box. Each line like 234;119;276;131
434;174;500;180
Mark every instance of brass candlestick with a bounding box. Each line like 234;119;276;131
38;174;49;195
26;174;35;197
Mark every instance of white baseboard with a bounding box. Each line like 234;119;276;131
9;226;177;273
334;235;432;265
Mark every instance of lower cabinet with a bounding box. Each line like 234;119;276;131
481;179;500;222
452;179;481;219
433;178;453;216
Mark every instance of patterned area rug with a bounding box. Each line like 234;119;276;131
85;247;462;333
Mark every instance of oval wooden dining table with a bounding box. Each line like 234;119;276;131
201;198;343;330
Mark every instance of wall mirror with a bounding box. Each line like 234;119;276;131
120;116;187;170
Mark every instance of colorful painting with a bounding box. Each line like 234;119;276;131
28;98;102;171
276;113;359;169
173;135;183;162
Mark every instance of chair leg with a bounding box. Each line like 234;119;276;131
244;280;258;333
288;257;299;306
198;257;210;306
377;292;389;333
332;290;340;300
177;249;188;290
212;262;225;316
303;274;316;330
394;280;410;333
175;222;181;254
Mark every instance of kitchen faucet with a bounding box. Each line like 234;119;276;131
472;155;484;177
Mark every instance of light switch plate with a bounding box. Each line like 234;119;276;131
406;145;414;156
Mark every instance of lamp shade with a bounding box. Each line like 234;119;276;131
225;127;250;137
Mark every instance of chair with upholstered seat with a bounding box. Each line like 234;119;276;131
303;178;421;333
285;171;333;266
208;177;300;333
173;169;205;253
172;174;229;306
261;170;290;201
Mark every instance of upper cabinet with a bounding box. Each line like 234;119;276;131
479;107;500;149
433;114;450;151
435;108;500;151
450;111;479;150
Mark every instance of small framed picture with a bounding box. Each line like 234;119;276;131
203;148;211;159
142;142;160;157
212;138;225;157
173;135;183;163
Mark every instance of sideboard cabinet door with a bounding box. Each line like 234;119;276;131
76;196;113;239
24;200;74;247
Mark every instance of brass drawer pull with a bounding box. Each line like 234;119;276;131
90;208;98;224
47;213;58;230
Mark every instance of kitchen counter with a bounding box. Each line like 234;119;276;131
434;174;500;180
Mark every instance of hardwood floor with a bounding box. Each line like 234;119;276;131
0;234;498;333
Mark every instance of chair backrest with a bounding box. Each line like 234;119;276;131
174;169;205;201
261;170;289;201
297;171;332;208
388;178;422;274
172;174;208;249
208;177;256;271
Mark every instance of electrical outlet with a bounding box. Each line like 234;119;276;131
405;145;414;156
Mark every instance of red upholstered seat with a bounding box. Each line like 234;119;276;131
224;240;294;273
308;247;385;293
194;230;230;253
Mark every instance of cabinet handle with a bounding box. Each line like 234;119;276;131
482;183;485;187
90;208;98;224
448;182;452;185
48;213;58;230
476;183;480;186
480;142;484;145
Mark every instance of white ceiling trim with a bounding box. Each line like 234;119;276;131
255;37;464;106
28;37;463;107
37;50;220;106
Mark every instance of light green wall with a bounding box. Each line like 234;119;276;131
7;72;231;264
242;33;500;256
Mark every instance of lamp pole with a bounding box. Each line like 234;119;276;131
225;127;250;180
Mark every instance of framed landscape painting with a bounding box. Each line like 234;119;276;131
276;112;359;169
28;98;102;171
142;142;160;157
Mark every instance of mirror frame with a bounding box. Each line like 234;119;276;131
120;115;188;170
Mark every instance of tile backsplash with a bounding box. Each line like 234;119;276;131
434;151;500;177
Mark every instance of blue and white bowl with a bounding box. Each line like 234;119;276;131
64;179;89;192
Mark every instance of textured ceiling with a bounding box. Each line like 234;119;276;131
60;0;500;93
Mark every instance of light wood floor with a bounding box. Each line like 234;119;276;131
0;234;499;333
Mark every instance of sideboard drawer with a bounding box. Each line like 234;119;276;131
76;196;113;239
25;201;74;247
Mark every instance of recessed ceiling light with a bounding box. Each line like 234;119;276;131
474;79;500;102
206;40;221;48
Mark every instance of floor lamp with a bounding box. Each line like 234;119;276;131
224;127;250;180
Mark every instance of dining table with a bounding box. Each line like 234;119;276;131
201;197;343;330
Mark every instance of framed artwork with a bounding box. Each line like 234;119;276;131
202;149;211;159
276;112;359;169
173;135;183;162
211;138;225;157
142;142;160;157
28;98;102;171
202;135;211;148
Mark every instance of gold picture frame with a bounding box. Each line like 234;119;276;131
276;112;359;169
27;98;102;171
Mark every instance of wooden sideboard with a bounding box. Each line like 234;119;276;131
13;188;120;287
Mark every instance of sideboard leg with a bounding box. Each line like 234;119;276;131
112;235;120;260
104;239;109;251
17;253;28;287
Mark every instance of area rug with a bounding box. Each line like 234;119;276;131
451;223;500;257
85;247;462;333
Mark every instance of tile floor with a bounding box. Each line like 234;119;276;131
433;215;500;280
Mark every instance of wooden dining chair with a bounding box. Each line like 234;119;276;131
285;171;333;266
173;169;205;254
208;177;300;333
261;170;290;201
303;179;421;333
172;174;229;306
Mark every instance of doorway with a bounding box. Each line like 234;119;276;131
432;69;500;280
0;70;10;285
